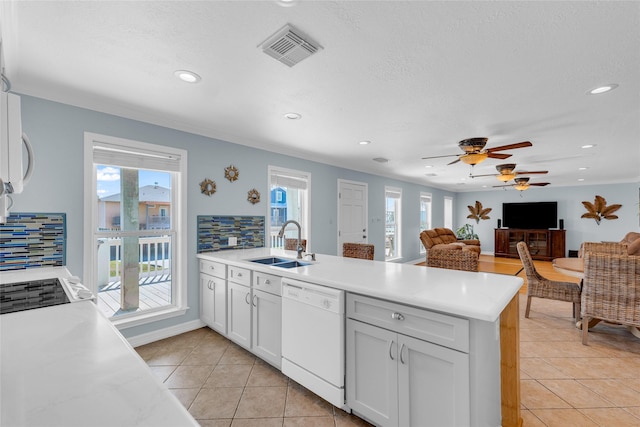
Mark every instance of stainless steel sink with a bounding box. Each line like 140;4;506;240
248;257;310;268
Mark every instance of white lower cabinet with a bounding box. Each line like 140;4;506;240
227;281;252;348
251;289;282;367
346;294;470;427
200;273;227;334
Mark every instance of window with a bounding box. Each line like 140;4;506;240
419;192;432;253
444;196;453;230
84;133;187;328
385;187;402;260
268;166;310;249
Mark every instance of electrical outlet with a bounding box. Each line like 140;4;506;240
228;236;238;246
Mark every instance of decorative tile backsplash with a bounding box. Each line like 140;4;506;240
0;213;67;271
197;215;264;253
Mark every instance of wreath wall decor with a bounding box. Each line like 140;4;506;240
225;165;239;182
247;188;261;204
200;178;216;196
581;195;622;225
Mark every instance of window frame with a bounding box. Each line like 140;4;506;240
385;186;402;261
267;165;311;250
83;132;188;329
419;192;432;254
444;196;453;230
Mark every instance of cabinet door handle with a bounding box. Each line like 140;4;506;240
264;279;270;285
245;292;251;305
208;280;214;290
389;340;396;361
252;295;258;307
399;343;406;365
391;312;405;321
236;272;243;277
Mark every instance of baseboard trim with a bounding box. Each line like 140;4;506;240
126;319;206;347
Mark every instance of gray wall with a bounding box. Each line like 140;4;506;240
455;184;639;255
16;94;453;338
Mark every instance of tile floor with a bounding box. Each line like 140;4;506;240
135;295;640;427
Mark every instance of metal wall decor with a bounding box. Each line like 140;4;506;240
466;200;492;223
581;195;622;225
200;178;216;196
225;165;239;182
247;188;260;204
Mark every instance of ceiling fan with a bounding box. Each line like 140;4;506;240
493;177;550;191
470;163;548;182
422;138;532;166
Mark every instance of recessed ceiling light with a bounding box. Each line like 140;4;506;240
424;165;433;168
588;84;618;95
578;167;588;170
284;112;301;120
275;0;298;7
578;178;585;182
372;157;388;163
174;70;201;83
358;140;371;145
581;144;596;149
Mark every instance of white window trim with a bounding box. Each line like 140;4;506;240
444;196;453;230
419;191;432;254
267;165;311;250
385;186;402;262
83;132;188;329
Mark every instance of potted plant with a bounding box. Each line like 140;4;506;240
456;224;478;240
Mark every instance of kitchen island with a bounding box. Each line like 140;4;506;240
198;248;523;427
0;301;198;427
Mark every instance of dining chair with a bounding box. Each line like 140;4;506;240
516;241;582;320
343;242;374;260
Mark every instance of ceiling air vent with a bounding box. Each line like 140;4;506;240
260;24;322;67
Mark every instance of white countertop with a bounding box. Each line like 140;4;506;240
0;301;198;427
198;248;523;322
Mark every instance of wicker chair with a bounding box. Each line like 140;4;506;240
343;242;374;260
578;241;628;257
581;252;640;344
284;238;307;251
419;230;479;272
516;241;581;320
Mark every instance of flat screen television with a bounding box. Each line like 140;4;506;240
502;201;558;229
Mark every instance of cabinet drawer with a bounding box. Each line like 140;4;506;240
199;259;226;279
252;271;282;296
347;293;469;353
228;265;251;286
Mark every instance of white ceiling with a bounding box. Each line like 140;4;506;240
1;1;639;192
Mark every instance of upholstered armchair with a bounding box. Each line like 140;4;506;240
419;228;480;271
581;252;640;344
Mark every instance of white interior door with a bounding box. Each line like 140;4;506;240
338;180;368;255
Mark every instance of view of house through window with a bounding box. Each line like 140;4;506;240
87;135;186;323
420;192;432;253
268;166;310;249
385;187;402;260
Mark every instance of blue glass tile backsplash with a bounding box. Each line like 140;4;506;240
197;215;264;253
0;213;67;271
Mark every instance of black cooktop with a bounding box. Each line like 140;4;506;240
0;278;71;315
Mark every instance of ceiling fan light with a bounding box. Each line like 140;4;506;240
460;152;488;165
496;173;516;182
514;183;530;191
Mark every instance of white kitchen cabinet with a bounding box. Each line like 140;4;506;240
227;280;251;349
251;288;281;367
347;294;470;427
199;260;227;335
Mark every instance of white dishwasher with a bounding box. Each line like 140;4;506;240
281;278;348;410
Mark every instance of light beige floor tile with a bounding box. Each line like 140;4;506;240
189;387;244;419
283;416;335;427
577;379;640;407
545;357;635;379
520;328;580;342
231;418;284;427
198;420;232;427
134;343;159;361
624;406;640;418
520;409;547;427
234;386;287;418
520;358;569;379
219;345;257;365
145;347;192;366
182;346;226;365
334;409;375;426
618;377;640;393
247;363;289;387
284;382;333;417
204;364;253;388
580;407;640;427
520;380;571;409
169;387;200;409
538;379;614;408
165;364;214;388
530;408;599;427
148;365;177;383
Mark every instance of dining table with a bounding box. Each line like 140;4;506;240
553;256;640;339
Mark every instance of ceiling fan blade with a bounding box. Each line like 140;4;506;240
469;173;498;178
515;170;548;175
530;182;550;186
487;152;512;159
421;153;459;160
492;184;512;188
486;141;532;152
447;158;461;165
